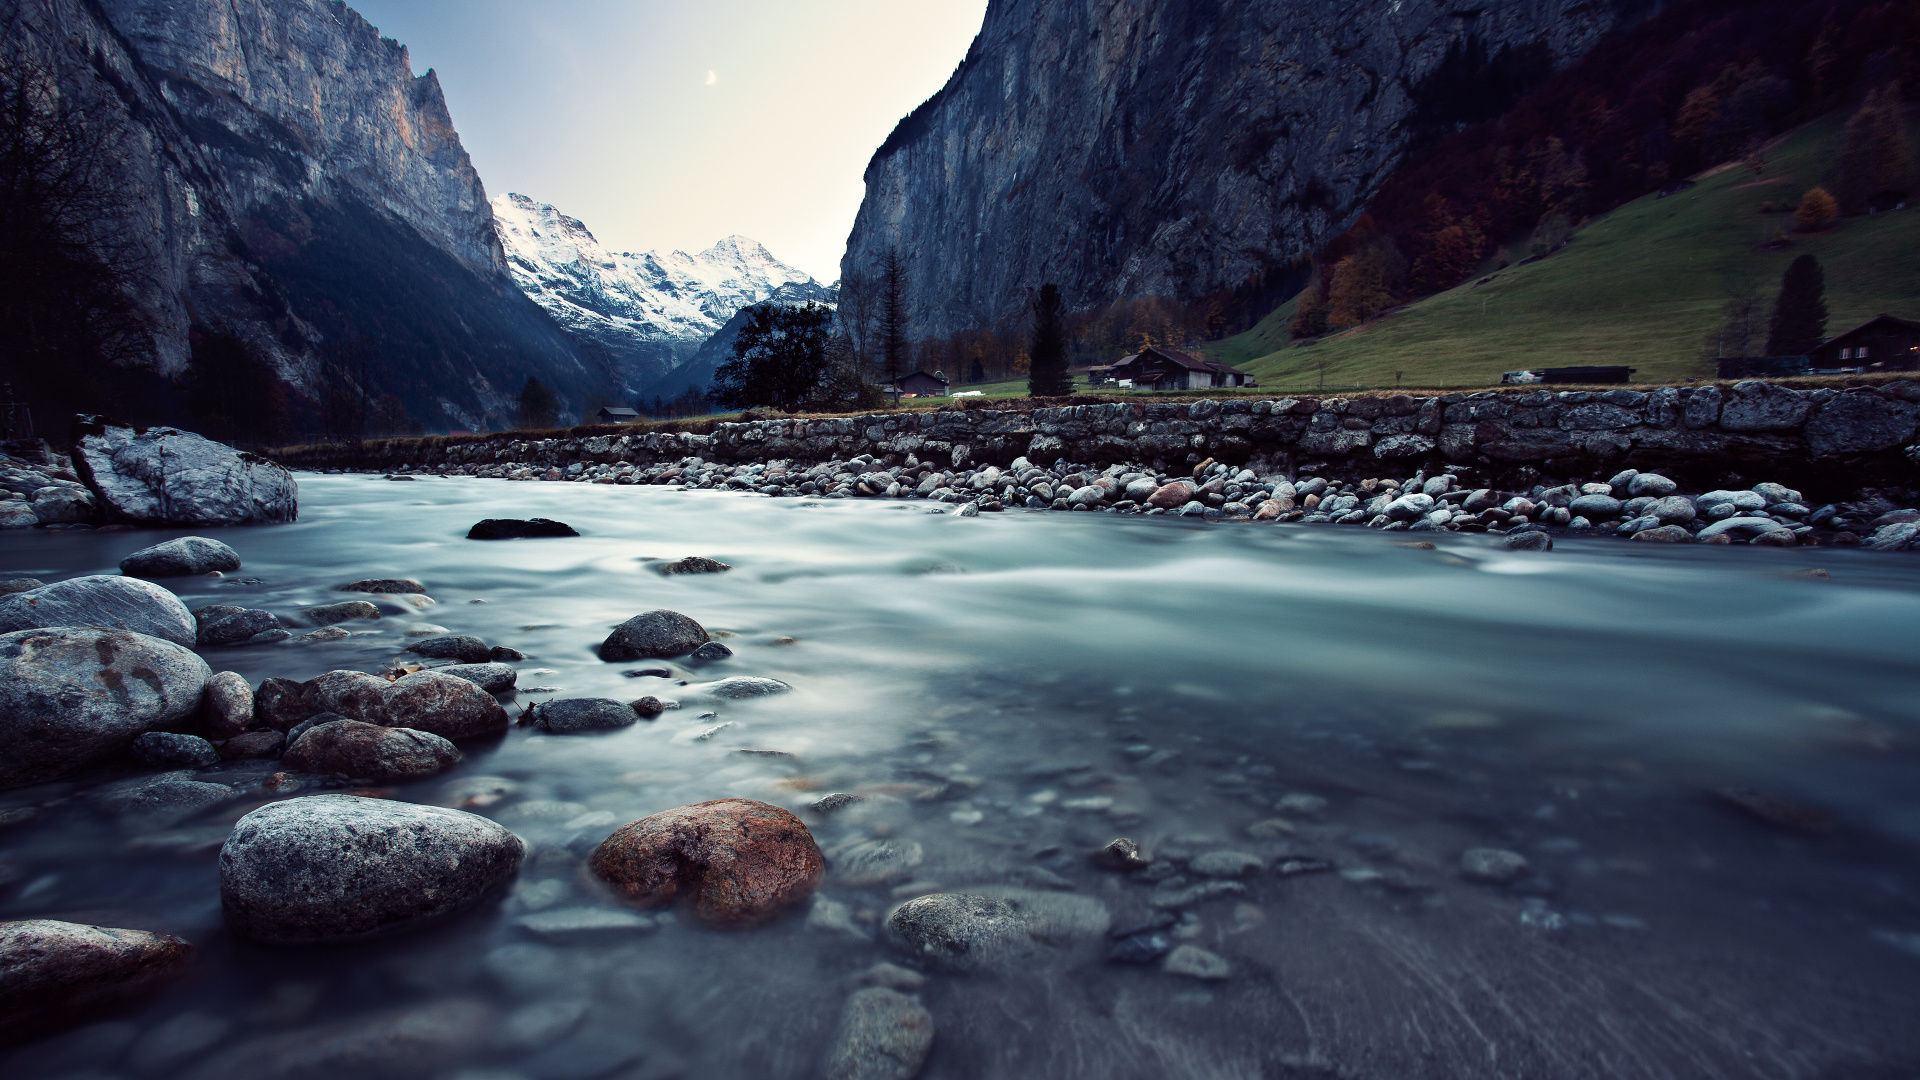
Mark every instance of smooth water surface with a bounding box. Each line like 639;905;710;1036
4;474;1920;1079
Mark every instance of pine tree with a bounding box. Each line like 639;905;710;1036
876;249;910;382
1026;284;1073;398
1765;254;1828;356
516;376;559;429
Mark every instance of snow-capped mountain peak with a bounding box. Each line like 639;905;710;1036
493;194;831;392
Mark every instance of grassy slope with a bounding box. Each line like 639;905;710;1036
1203;108;1920;391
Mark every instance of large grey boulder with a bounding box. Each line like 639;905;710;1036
383;671;509;740
30;485;98;525
0;575;195;646
1804;391;1920;456
1716;382;1809;432
0;628;210;789
0;920;193;1043
119;537;241;578
598;609;709;661
72;418;297;526
219;795;523;943
433;662;516;694
885;888;1109;973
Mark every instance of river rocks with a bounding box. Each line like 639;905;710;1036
1460;847;1531;883
1632;525;1695;543
0;627;211;789
830;838;926;887
131;732;220;769
1189;851;1265;877
886;888;1109;972
822;987;934;1080
253;677;308;730
1647;495;1696;524
72;418;298;525
1095;837;1150;871
119;536;241;577
0;578;42;595
1698;489;1767;511
467;518;578;539
283;720;462;780
340;578;425;594
220;730;285;759
197;608;282;647
1501;530;1552;552
30;485;97;524
589;798;825;925
384;671;509;740
405;634;491;663
1145;481;1194;509
702;676;793;699
1568;494;1623;520
301;670;391;724
434;662;517;693
99;775;236;822
1868;522;1919;551
1628;472;1679;497
301;601;380;625
1162;944;1231;981
531;698;641;733
220;795;524;942
1384;492;1435;521
181;999;492;1080
199;671;254;739
0;920;192;1043
1696;517;1789;541
599;609;710;661
655;556;732;575
0;575;196;646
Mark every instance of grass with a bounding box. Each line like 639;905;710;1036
1202;106;1920;390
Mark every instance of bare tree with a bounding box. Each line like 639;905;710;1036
837;269;881;370
1701;275;1765;360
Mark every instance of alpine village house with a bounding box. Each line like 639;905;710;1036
1108;346;1255;390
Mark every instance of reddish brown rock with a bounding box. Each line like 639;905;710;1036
0;919;192;1045
253;677;309;731
383;670;508;740
589;798;824;925
283;720;460;780
1145;481;1194;510
301;670;390;725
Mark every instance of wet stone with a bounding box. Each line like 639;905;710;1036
655;556;732;575
532;698;641;734
0;575;197;647
0;920;192;1043
433;662;517;694
467;518;579;539
383;670;509;740
1460;847;1532;883
1094;837;1150;871
1188;851;1264;878
199;671;254;740
599;609;709;661
405;634;492;664
339;578;425;594
301;601;380;625
589;798;825;925
1162;944;1230;981
282;720;462;781
119;536;241;578
301;670;391;724
703;676;792;698
130;732;220;770
822;987;933;1080
689;640;734;663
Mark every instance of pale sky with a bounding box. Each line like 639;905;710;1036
350;0;989;283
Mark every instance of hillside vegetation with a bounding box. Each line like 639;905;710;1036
1205;108;1920;390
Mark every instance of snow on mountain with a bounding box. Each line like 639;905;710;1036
493;193;832;391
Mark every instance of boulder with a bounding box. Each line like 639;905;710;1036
197;609;282;647
1460;847;1531;883
655;556;732;575
253;677;310;731
282;720;461;780
1384;492;1436;522
383;671;509;740
119;537;241;578
531;698;641;733
0;627;210;789
822;987;934;1080
434;662;517;694
130;732;220;769
1698;489;1767;511
885;888;1110;972
1500;530;1552;552
589;798;825;925
219;795;523;942
702;676;793;699
339;579;425;594
405;635;491;664
1716;382;1809;432
1631;525;1695;543
0;575;195;646
1567;494;1623;520
1144;481;1195;509
0;920;192;1044
1648;495;1696;524
466;518;578;540
0;578;43;595
301;601;380;625
199;671;254;739
71;417;296;525
1804;391;1919;456
689;640;733;663
99;775;236;823
1695;517;1789;541
599;609;709;661
1628;473;1679;498
0;501;36;528
30;485;98;524
300;670;391;724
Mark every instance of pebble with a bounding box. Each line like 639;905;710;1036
1161;944;1230;980
1459;847;1532;883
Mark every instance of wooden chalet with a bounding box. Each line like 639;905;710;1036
1109;346;1253;390
1810;315;1920;371
594;407;641;424
892;370;951;397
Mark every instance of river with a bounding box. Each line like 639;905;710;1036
3;473;1919;1079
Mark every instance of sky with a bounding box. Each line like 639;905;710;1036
350;0;989;283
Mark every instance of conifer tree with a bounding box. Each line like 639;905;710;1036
1026;283;1073;398
1765;254;1828;356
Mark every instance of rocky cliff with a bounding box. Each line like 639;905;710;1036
6;0;601;429
493;194;831;394
844;0;1656;338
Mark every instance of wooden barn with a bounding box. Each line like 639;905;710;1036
1109;346;1253;390
594;407;641;424
892;370;951;397
1811;315;1920;371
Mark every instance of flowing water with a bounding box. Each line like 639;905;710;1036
4;474;1920;1079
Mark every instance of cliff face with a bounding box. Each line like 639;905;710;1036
6;0;600;429
844;0;1652;339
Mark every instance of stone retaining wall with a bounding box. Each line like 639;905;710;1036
275;381;1920;495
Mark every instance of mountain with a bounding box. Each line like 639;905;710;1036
638;282;842;405
493;194;834;395
842;0;1662;340
5;0;603;431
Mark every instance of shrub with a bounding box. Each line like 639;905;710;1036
1791;187;1838;232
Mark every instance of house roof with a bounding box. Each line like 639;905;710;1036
596;407;639;418
1115;346;1247;376
1822;314;1920;345
896;370;949;384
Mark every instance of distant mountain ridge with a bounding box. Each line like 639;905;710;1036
492;194;834;395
